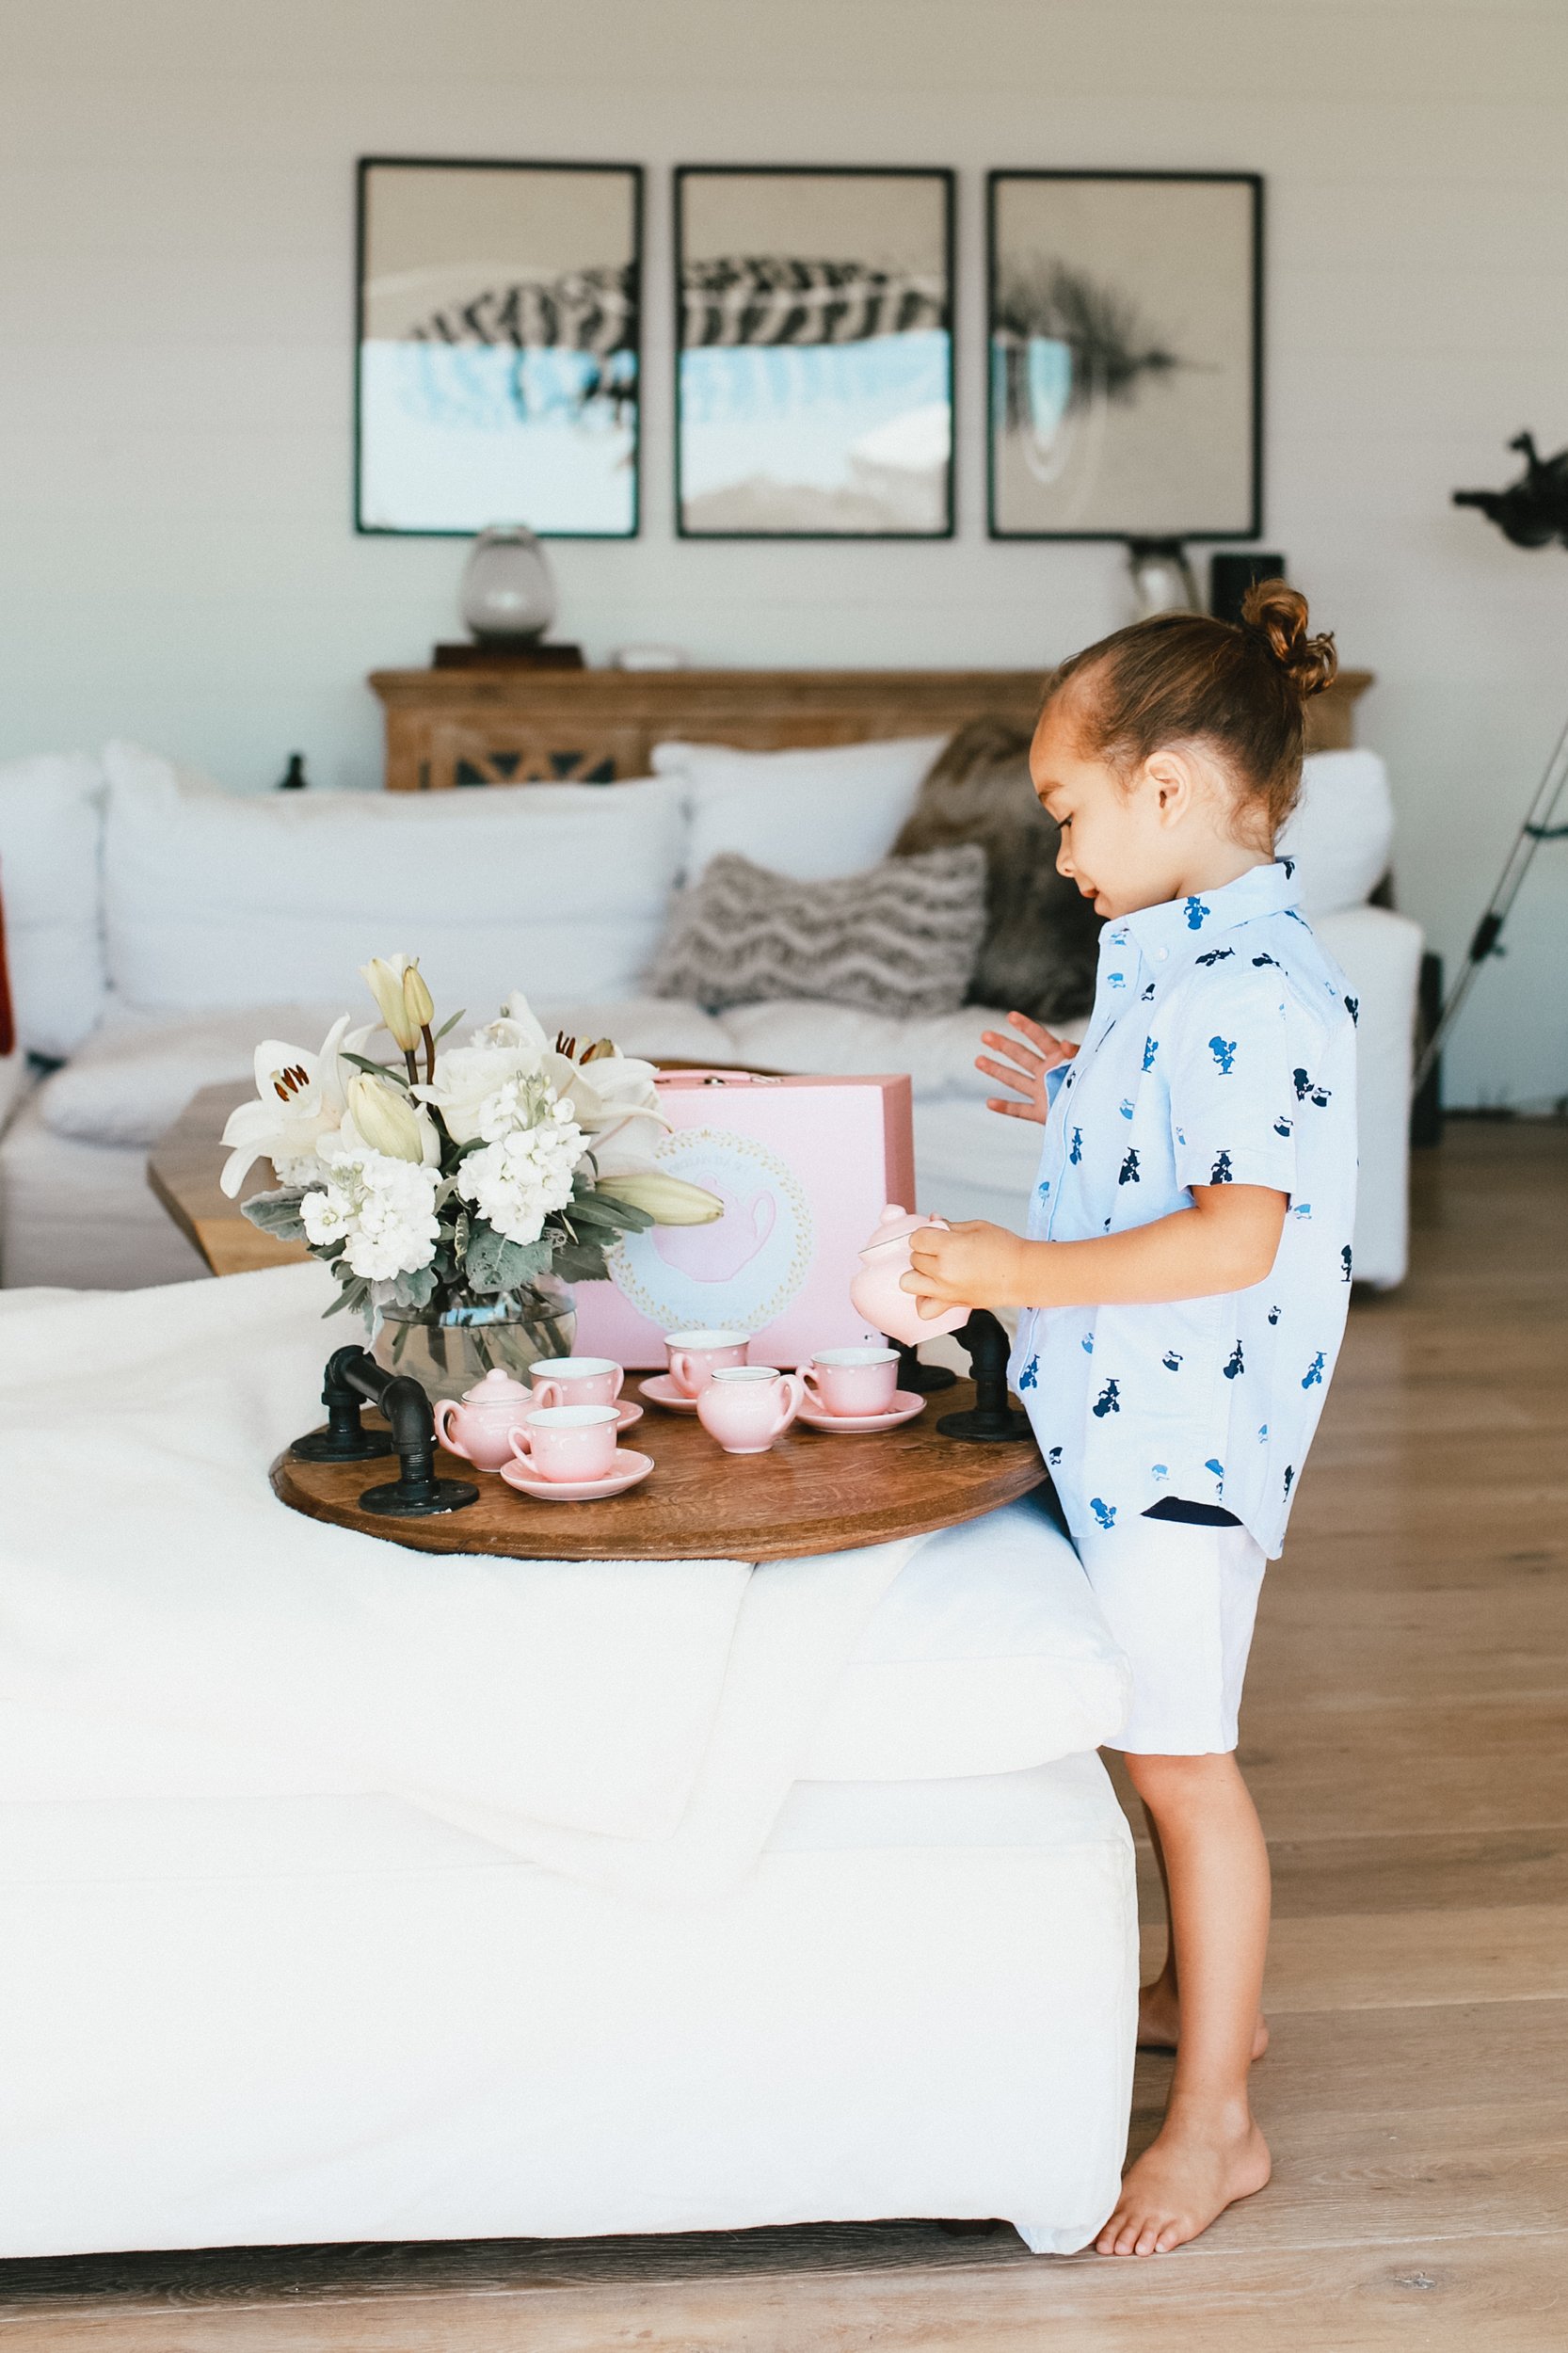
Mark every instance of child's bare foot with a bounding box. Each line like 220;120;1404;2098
1137;1977;1270;2059
1096;2116;1271;2256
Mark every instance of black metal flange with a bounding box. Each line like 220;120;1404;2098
889;1339;958;1396
293;1349;477;1516
290;1344;396;1462
936;1309;1033;1444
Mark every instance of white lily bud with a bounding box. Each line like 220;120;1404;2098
360;955;422;1051
593;1172;724;1225
402;960;435;1032
346;1072;427;1162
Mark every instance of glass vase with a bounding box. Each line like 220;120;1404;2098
373;1277;576;1404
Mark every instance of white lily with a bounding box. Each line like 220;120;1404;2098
344;1072;441;1165
220;1016;359;1197
593;1170;723;1225
552;1047;663;1160
360;953;425;1053
484;990;553;1062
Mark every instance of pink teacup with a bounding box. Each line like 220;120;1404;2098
799;1346;900;1418
508;1403;620;1483
664;1327;750;1398
696;1365;806;1456
529;1355;624;1412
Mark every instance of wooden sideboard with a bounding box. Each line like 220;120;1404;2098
369;666;1373;791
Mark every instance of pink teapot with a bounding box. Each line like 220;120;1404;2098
433;1368;536;1472
848;1205;970;1349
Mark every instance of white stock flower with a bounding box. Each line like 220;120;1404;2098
220;1016;360;1197
303;1142;442;1282
456;1100;584;1246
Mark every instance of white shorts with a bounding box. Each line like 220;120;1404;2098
1074;1518;1268;1755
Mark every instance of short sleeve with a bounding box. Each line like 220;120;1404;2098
1167;962;1311;1197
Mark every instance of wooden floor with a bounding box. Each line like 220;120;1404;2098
4;1122;1565;2350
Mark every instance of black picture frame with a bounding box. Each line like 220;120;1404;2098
355;154;644;539
673;164;956;541
986;168;1263;542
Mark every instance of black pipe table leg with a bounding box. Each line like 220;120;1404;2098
936;1311;1032;1444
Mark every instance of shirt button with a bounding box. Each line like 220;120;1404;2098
1157;948;1169;961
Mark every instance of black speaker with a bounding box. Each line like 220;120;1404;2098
1209;552;1286;626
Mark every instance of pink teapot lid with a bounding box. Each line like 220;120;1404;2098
457;1368;534;1407
857;1204;944;1257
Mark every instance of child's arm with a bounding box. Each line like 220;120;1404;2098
904;1188;1288;1314
975;1011;1078;1125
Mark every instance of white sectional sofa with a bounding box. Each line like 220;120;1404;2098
0;733;1424;1291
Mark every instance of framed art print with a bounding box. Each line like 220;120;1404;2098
987;171;1261;540
675;166;954;538
356;157;642;536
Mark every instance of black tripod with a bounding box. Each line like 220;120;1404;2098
1432;437;1568;1095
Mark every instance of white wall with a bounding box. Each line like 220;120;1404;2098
3;0;1566;1107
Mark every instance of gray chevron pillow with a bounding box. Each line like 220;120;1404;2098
648;845;988;1018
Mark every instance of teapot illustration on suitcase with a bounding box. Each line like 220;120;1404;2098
651;1178;776;1283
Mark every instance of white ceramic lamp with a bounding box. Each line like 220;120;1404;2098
460;524;557;644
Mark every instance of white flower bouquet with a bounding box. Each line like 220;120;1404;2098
220;956;719;1354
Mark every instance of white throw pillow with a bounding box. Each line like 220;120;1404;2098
0;753;107;1057
102;744;687;1014
1278;750;1395;917
652;733;949;882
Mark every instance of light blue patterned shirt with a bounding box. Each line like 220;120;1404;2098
1008;860;1358;1559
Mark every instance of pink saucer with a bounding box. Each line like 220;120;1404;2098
500;1447;654;1503
796;1391;927;1436
638;1374;701;1413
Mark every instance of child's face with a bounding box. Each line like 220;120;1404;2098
1029;696;1184;919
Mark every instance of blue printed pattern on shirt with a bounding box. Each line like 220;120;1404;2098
1010;861;1357;1559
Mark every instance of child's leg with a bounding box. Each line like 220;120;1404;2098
1096;1751;1272;2257
1138;1801;1270;2060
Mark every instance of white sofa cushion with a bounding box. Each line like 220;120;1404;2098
0;1493;1128;1797
0;753;107;1057
652;733;948;882
723;999;1090;1098
36;996;739;1153
102;744;686;1013
805;1495;1129;1779
1279;749;1395;917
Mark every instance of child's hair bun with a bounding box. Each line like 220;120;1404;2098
1240;579;1337;701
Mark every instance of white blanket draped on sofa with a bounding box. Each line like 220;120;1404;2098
0;1266;924;1903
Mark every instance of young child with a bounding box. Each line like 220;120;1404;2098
904;582;1356;2258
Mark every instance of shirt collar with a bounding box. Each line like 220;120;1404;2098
1104;859;1302;964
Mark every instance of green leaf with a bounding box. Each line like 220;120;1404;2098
324;1273;371;1321
342;1051;409;1087
372;1265;437;1313
433;1008;466;1043
239;1186;309;1243
563;1190;646;1232
462;1220;554;1296
551;1239;614;1285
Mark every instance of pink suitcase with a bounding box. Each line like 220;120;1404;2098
573;1069;917;1370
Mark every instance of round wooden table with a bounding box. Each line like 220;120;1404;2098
272;1381;1046;1562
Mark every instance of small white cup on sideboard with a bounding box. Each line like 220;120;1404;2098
696;1366;806;1455
664;1328;750;1398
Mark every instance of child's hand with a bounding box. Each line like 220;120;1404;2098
975;1012;1078;1124
902;1220;1028;1317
